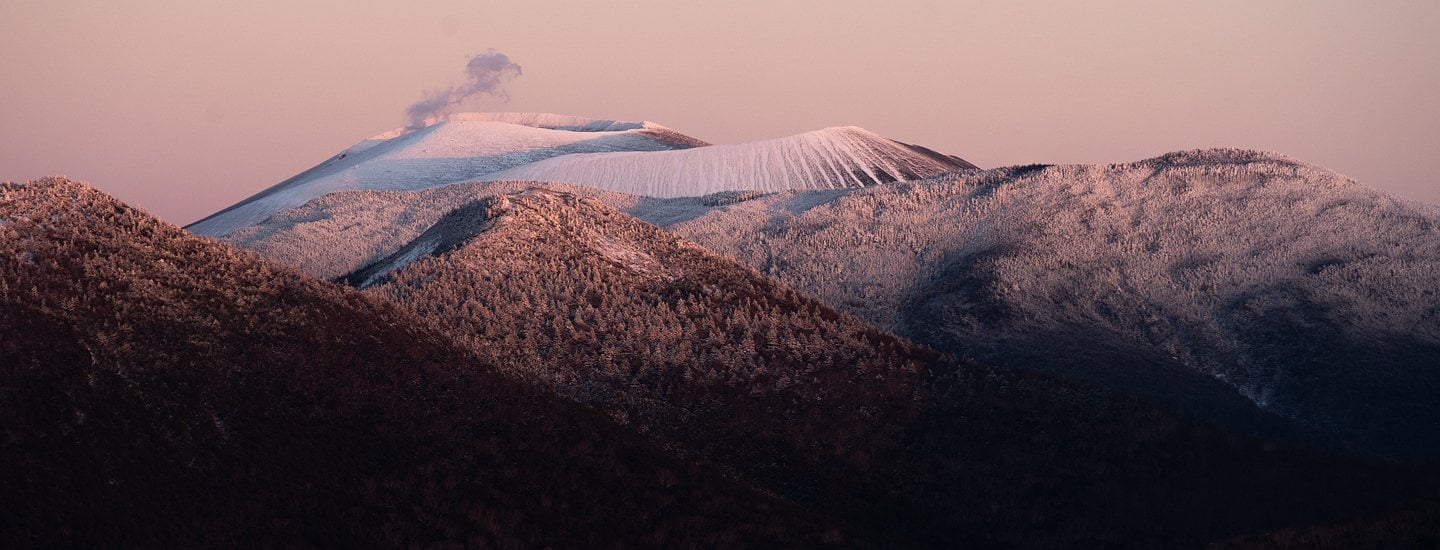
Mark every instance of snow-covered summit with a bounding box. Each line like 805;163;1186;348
185;113;704;236
381;112;663;135
186;114;975;237
481;125;978;197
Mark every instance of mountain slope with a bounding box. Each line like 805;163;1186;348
185;113;704;237
341;186;1430;547
222;180;635;279
207;148;1440;459
347;188;941;534
482;126;978;196
0;178;841;547
658;149;1440;459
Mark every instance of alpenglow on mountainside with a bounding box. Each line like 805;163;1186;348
186;113;978;237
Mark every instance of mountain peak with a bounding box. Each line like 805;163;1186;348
1135;148;1304;169
482;124;978;197
370;112;684;139
345;187;643;288
3;177;144;223
185;114;705;237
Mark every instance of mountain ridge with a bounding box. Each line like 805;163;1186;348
207;146;1440;458
660;148;1440;458
338;184;1433;546
1;177;845;546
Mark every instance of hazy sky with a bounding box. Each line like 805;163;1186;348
3;1;1437;224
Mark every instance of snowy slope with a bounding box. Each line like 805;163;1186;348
185;113;703;236
395;112;651;133
481;126;978;197
220;181;652;279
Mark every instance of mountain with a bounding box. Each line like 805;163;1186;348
0;178;843;547
223;180;635;279
655;149;1440;459
186;114;976;239
336;186;1429;546
479;126;979;196
343;188;940;540
214;148;1440;460
184;113;706;237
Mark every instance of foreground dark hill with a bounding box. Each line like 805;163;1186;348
660;149;1440;459
345;187;1432;547
0;178;838;547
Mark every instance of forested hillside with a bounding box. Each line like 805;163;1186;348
218;148;1440;460
0;178;839;547
349;187;1432;547
665;149;1440;459
185;113;705;237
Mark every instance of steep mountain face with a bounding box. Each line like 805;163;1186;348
482;126;978;196
340;187;1428;546
657;149;1440;459
0;178;841;547
185;113;705;237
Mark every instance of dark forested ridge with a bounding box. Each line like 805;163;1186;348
348;187;1438;547
0;178;842;547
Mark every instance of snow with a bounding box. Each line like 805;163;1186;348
185;113;699;237
369;112;662;139
187;114;974;238
480;126;976;197
357;235;440;288
654;149;1440;456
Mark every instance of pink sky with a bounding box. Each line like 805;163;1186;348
2;1;1437;224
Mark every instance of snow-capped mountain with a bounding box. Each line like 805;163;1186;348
480;126;978;197
185;113;705;236
186;114;975;237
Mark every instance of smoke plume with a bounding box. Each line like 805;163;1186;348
406;49;522;128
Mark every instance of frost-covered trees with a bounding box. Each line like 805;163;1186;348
665;149;1440;458
348;187;1433;545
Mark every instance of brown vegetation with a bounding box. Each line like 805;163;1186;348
0;178;840;547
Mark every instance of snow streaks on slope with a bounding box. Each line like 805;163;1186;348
485;126;978;197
